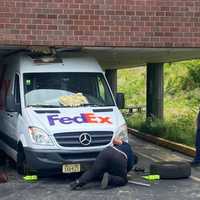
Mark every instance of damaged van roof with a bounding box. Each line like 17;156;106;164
18;54;103;73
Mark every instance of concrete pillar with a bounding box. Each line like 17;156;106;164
146;63;164;120
105;69;117;98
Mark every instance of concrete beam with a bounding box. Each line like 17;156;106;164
146;63;164;120
84;47;200;69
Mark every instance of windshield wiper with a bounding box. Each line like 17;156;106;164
60;103;102;107
27;104;61;108
80;103;104;107
28;104;112;108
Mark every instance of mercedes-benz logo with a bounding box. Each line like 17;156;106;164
79;133;92;146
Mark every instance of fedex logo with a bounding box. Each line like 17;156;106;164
47;113;112;126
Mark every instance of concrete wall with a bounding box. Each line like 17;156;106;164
0;0;200;47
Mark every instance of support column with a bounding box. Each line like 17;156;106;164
105;69;117;98
146;63;164;120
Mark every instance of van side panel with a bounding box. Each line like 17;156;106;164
0;56;21;161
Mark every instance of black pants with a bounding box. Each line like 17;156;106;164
78;147;127;187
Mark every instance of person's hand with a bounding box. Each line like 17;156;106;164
113;137;123;145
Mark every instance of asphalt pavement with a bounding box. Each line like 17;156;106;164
0;134;200;200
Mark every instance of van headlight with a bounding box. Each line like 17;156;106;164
28;127;54;146
115;124;128;142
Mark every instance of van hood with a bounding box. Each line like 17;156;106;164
25;107;121;135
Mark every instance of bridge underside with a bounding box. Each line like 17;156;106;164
0;46;200;69
84;47;200;69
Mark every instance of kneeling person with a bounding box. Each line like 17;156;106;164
70;137;137;189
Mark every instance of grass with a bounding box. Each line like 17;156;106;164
126;112;196;146
118;61;200;147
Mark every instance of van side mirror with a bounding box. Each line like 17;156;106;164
116;93;125;109
5;95;21;113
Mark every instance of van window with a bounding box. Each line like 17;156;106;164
14;74;20;103
23;73;115;107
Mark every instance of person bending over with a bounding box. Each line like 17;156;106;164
70;137;137;190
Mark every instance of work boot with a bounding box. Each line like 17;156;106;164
69;179;81;190
101;172;110;189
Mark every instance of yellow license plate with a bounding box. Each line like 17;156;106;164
62;164;81;173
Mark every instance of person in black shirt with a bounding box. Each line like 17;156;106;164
70;137;137;190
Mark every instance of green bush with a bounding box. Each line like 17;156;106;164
118;68;146;106
126;112;196;147
182;60;200;90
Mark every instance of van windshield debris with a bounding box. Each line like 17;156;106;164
23;72;115;108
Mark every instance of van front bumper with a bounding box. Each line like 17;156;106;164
24;147;100;174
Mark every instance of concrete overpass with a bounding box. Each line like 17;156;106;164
1;0;200;119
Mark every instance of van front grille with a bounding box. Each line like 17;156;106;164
59;152;100;160
54;131;113;147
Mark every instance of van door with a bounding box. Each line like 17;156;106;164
4;73;21;152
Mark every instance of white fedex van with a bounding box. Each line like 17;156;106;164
0;52;127;174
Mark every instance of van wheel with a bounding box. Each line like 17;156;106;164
17;146;28;175
0;150;6;165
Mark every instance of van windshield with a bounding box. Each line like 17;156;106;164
23;72;115;107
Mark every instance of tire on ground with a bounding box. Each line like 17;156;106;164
150;161;191;179
17;147;26;175
17;144;32;175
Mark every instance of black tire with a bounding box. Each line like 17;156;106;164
150;161;191;179
0;150;6;165
16;145;28;175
